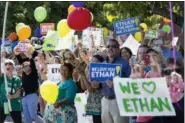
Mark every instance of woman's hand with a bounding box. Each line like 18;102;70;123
130;64;144;79
91;81;100;89
7;89;21;99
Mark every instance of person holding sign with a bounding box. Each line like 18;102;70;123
0;58;22;123
101;39;131;123
18;51;43;123
75;54;104;123
161;58;184;123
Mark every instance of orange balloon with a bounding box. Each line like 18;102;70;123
163;18;171;24
68;5;76;14
17;25;31;41
9;32;18;42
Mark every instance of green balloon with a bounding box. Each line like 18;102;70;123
34;6;47;22
162;25;171;34
16;23;25;33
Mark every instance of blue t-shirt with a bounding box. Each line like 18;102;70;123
162;48;184;61
101;57;131;97
57;78;77;105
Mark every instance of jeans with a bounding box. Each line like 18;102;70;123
22;93;43;123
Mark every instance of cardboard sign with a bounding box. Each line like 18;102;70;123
145;30;158;39
113;77;176;116
75;93;93;123
82;27;104;49
114;17;140;36
89;63;122;82
47;64;61;83
40;23;55;35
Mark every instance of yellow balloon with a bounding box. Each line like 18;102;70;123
57;19;71;38
107;15;115;22
17;25;31;41
134;32;142;43
40;81;59;104
68;5;76;14
140;23;147;32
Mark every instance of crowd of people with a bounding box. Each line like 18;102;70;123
0;25;184;123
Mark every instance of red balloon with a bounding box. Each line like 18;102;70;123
67;8;92;31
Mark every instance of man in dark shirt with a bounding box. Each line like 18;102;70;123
21;53;43;123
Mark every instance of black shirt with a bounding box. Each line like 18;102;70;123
21;58;39;96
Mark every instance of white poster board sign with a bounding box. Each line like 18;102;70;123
75;93;93;123
82;27;104;49
47;64;61;83
113;77;176;116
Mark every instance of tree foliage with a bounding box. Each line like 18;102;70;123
0;1;183;37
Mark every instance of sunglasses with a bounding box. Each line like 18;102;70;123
162;68;181;76
106;45;118;49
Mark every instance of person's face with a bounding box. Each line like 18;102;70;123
64;53;74;64
137;47;148;62
39;54;45;62
60;66;71;80
5;64;14;76
106;41;120;58
121;49;131;61
147;51;161;66
22;62;31;73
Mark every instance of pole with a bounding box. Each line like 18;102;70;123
1;2;12;112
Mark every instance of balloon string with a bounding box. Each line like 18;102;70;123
169;2;176;68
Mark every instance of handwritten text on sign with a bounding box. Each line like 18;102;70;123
114;17;140;36
113;78;175;116
89;63;122;82
40;23;55;35
47;64;61;83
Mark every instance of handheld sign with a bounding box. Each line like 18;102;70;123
40;23;55;35
18;42;27;52
114;17;140;36
114;77;176;116
89;63;122;82
47;64;61;83
145;30;158;39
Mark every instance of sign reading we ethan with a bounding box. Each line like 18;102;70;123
113;77;176;116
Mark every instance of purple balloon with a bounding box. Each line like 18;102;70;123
71;1;84;7
34;27;42;38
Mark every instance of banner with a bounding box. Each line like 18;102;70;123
89;63;122;82
82;27;104;49
145;30;158;39
75;93;93;123
114;17;140;36
40;23;55;35
47;64;61;83
113;77;176;116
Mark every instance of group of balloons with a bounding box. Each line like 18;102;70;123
134;21;171;43
15;23;31;42
57;1;93;38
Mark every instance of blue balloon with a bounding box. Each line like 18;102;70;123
11;40;18;52
34;27;42;38
71;1;84;7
